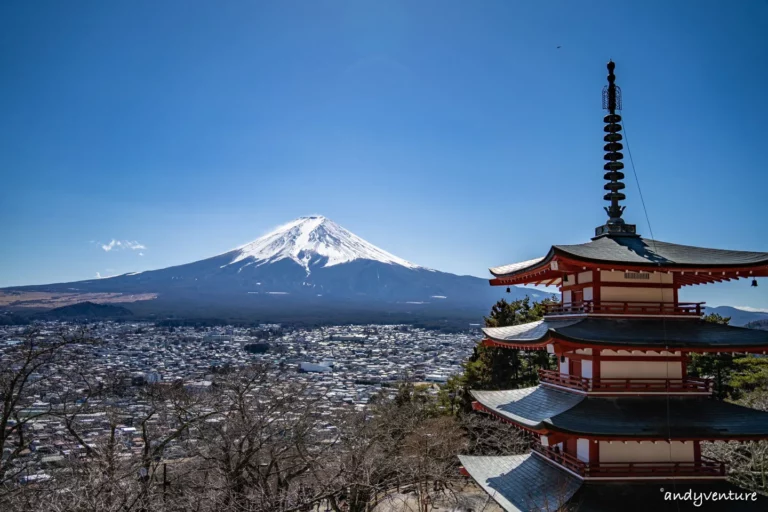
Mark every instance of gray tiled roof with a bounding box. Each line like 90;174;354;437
482;318;768;349
458;454;582;512
472;386;768;438
552;395;768;438
490;235;768;278
482;319;580;343
471;387;585;430
555;236;768;267
489;257;547;278
461;455;767;511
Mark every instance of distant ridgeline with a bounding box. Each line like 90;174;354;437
746;319;768;331
35;301;134;320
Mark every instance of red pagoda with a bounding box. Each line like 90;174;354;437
459;61;768;511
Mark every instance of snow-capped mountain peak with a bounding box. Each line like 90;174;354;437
226;216;422;274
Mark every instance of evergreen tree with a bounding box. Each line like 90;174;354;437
443;296;558;414
689;313;735;399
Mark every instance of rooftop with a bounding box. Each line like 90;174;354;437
481;317;768;351
459;454;767;511
489;236;768;286
471;386;768;439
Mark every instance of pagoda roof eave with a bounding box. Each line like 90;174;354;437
458;454;582;512
481;318;768;352
489;252;554;279
460;454;767;511
472;386;768;440
489;236;768;285
470;388;584;431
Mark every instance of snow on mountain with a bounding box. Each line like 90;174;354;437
225;216;423;275
3;214;548;319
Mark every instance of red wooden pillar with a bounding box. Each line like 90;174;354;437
590;439;600;464
565;437;577;457
672;273;679;307
593;350;601;380
592;269;601;305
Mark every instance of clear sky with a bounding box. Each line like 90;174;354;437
1;1;767;310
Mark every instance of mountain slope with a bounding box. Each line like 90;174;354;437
36;301;133;320
3;216;547;317
227;216;421;273
704;306;768;327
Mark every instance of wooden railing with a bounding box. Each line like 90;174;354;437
544;301;704;317
532;443;587;475
532;444;725;479
538;369;713;394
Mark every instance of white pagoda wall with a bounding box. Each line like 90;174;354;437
600;286;674;303
599;441;694;463
577;438;590;462
600;270;673;284
599;350;683;379
560;270;677;305
597;270;674;304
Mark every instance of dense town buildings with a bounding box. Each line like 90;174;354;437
1;320;478;484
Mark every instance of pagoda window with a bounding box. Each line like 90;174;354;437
562;289;572;305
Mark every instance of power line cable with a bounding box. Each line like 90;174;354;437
622;116;680;510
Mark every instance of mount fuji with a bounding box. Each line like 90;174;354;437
3;216;547;322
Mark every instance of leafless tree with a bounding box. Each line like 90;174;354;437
2;348;523;512
704;390;768;496
0;326;95;503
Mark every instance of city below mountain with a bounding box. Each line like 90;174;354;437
1;216;548;324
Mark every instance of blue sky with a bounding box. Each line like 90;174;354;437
1;1;767;310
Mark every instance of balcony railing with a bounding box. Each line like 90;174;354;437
532;444;725;479
544;300;704;317
538;369;713;394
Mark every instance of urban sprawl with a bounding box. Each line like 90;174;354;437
1;321;480;484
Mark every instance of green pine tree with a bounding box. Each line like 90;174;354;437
688;313;735;399
442;296;558;414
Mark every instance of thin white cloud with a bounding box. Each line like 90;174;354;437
138;252;144;256
733;306;768;313
99;240;147;252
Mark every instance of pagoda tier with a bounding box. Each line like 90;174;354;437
470;387;768;440
481;317;768;352
489;236;768;288
459;454;766;511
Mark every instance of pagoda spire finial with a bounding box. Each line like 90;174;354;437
594;60;637;238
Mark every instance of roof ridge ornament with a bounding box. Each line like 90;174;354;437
594;60;639;239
